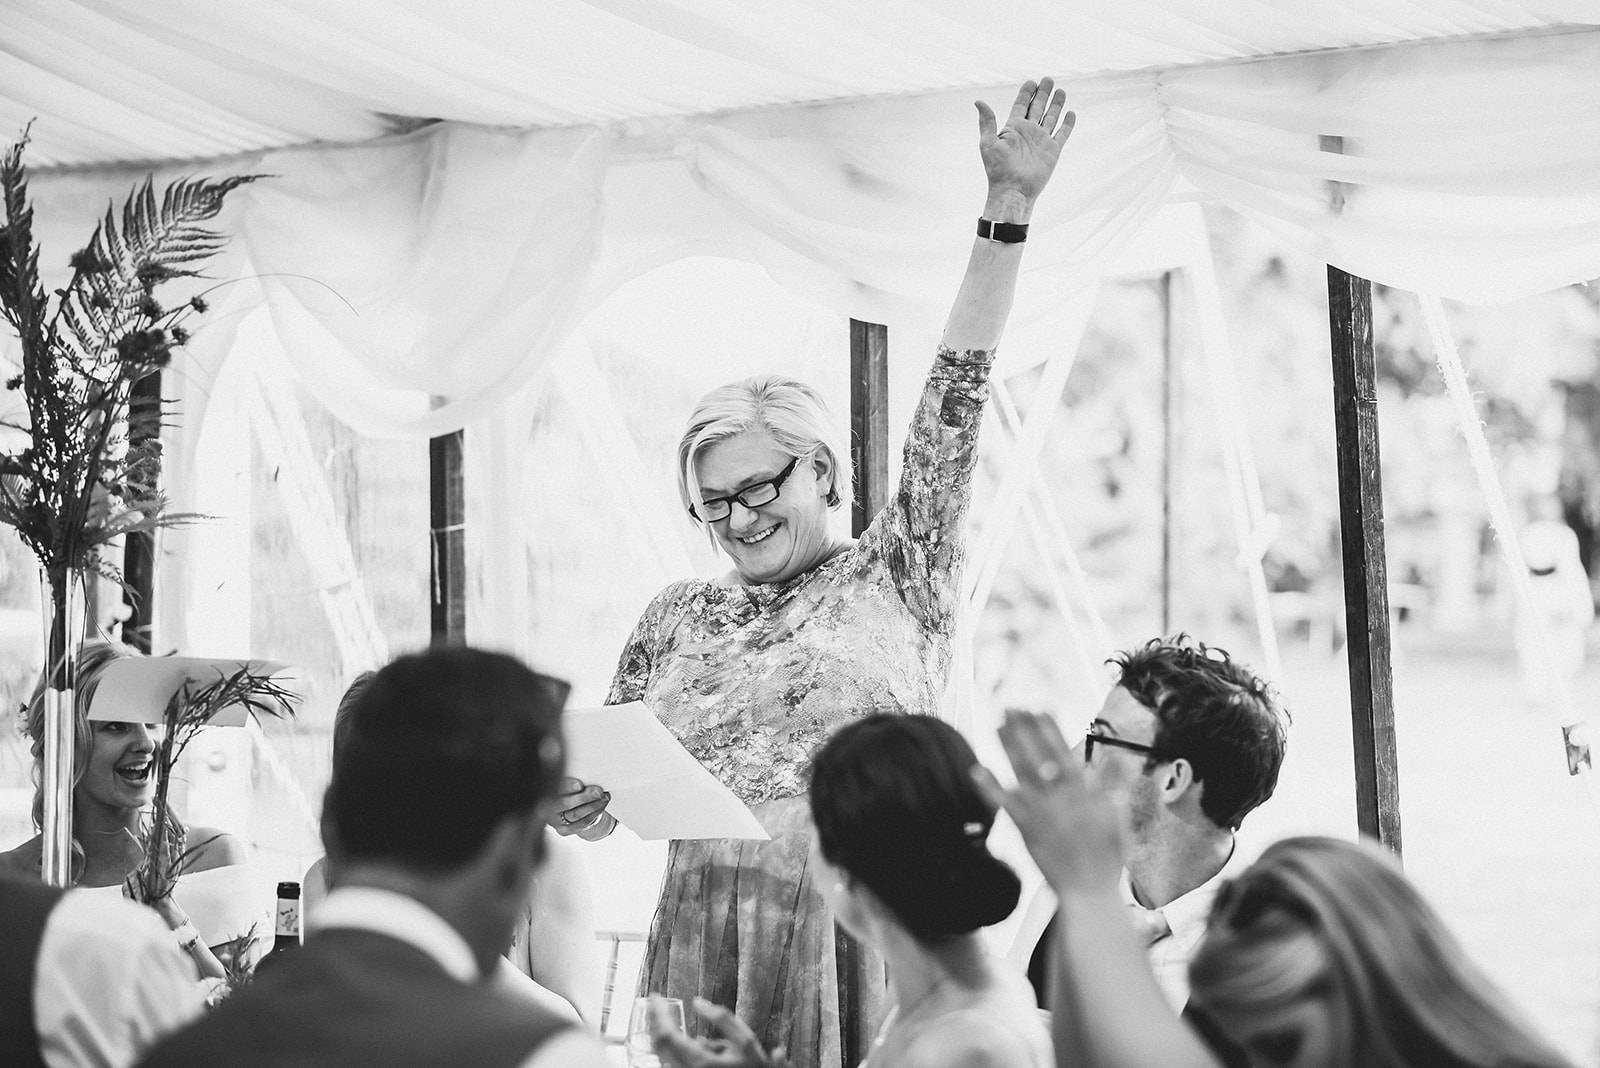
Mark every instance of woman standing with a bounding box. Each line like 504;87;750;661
557;79;1076;1066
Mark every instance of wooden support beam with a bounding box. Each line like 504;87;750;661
849;319;890;538
840;317;891;1064
429;429;467;645
120;371;162;653
1159;272;1175;636
1327;265;1402;854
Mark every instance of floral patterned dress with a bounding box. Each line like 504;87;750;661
607;345;995;1068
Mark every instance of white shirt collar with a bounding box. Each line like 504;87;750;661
316;886;482;983
1122;839;1241;943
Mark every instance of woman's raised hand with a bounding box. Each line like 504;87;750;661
972;710;1125;895
974;78;1076;214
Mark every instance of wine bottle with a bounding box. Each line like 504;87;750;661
256;881;301;974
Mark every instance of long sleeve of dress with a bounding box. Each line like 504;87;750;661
861;344;996;637
606;579;692;705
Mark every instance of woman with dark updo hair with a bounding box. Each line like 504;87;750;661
650;714;1051;1068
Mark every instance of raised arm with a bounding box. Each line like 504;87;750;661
943;79;1075;351
867;81;1075;631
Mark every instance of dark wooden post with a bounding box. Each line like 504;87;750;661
1159;272;1175;636
429;429;467;645
1327;266;1402;854
849;319;890;537
120;371;162;653
840;317;890;1062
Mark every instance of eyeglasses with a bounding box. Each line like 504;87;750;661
690;456;802;523
1083;726;1159;764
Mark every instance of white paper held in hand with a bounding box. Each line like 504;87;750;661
561;702;769;841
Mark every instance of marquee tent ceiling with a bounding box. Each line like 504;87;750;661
5;0;1600;443
4;0;1598;170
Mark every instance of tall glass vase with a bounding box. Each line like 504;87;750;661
39;569;86;887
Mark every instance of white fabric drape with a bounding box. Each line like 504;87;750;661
1162;27;1600;302
241;124;612;437
19;27;1600;441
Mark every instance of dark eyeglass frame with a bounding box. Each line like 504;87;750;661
690;456;802;523
1083;727;1160;764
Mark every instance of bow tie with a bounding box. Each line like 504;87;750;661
1128;903;1172;947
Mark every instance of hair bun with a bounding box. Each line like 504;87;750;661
809;714;1023;940
881;844;1021;937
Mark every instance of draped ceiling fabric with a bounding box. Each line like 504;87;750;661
4;2;1599;437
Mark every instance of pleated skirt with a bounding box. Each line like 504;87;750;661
637;794;887;1068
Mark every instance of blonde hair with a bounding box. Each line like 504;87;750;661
676;375;848;534
1190;837;1574;1068
20;640;180;884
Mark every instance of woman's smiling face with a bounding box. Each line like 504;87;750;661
693;430;836;585
75;719;158;812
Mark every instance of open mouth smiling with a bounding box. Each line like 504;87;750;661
115;760;154;785
737;524;778;546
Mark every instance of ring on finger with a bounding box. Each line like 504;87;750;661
1035;760;1063;784
559;811;573;825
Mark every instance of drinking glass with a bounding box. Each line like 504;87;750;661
627;996;685;1068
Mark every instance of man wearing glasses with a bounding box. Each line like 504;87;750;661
1026;634;1288;1028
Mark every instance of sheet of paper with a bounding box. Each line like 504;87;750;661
86;657;292;726
562;702;769;841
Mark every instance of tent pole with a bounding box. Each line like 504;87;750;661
121;370;162;653
430;429;467;645
1326;265;1402;855
843;317;889;1064
1160;271;1174;636
850;319;890;536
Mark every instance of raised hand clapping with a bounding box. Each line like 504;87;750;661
971;709;1127;896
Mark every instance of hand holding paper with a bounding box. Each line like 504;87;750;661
562;703;768;841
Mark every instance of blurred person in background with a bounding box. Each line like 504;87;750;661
1515;501;1594;717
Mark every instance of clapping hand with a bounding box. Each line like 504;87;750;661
971;710;1127;895
650;996;789;1068
974;78;1076;212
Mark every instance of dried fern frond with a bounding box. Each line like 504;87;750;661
0;128;257;587
0;129;48;354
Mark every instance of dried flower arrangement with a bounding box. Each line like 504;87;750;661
0;129;256;606
1;125;273;889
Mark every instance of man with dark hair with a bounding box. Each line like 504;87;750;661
139;646;607;1068
1028;634;1288;1016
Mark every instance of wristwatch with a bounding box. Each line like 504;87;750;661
976;217;1029;243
